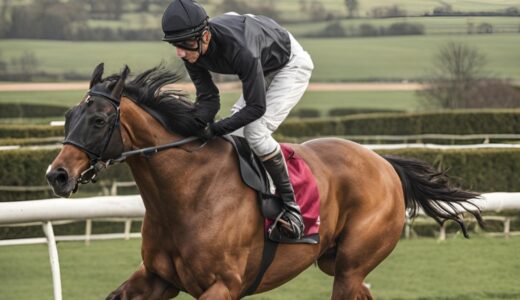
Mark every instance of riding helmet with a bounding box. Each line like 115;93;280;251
162;0;208;42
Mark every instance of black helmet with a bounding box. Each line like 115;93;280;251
162;0;208;43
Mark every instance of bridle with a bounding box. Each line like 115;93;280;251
63;88;203;185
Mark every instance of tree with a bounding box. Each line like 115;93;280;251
344;0;358;18
420;41;520;109
420;42;487;108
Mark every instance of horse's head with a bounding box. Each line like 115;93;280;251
46;63;130;197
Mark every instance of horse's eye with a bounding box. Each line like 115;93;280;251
95;118;106;127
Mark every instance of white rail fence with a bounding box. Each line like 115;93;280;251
0;194;519;300
0;196;144;300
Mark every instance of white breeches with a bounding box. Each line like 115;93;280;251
231;33;314;157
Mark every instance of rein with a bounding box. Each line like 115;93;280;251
78;136;203;184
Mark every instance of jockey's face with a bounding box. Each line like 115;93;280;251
173;31;211;64
175;41;200;63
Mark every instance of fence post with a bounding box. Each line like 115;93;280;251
124;219;132;240
42;221;62;300
85;219;92;246
439;223;446;241
504;217;511;239
111;182;118;196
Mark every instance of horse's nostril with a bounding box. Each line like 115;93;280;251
47;167;69;186
56;172;68;184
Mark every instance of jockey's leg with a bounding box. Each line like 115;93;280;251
262;145;305;239
235;33;313;240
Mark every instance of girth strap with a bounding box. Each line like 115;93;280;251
241;238;278;297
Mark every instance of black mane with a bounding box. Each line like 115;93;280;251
100;64;202;137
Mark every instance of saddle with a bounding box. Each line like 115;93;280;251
223;135;319;245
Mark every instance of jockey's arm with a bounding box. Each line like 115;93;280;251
185;62;220;126
211;52;266;136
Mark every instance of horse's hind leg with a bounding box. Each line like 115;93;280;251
106;263;179;300
331;211;403;300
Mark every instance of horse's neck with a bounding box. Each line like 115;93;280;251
119;98;231;224
119;98;176;150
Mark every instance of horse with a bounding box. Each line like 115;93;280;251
46;63;483;300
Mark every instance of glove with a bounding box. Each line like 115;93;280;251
197;123;215;140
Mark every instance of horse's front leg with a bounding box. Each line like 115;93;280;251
106;263;179;300
198;281;232;300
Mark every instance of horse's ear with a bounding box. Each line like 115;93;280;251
89;63;104;89
111;65;130;102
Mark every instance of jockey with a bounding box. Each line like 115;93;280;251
161;0;313;240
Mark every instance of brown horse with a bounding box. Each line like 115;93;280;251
46;64;483;300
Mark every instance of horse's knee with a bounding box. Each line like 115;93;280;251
198;281;232;300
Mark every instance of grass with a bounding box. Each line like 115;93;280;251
0;236;518;299
302;34;520;82
1;34;519;82
0;89;422;123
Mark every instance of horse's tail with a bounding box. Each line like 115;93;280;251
383;155;485;238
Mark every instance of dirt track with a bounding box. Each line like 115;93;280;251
0;82;423;92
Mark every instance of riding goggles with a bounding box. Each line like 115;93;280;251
169;37;203;51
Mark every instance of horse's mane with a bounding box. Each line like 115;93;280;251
100;64;201;137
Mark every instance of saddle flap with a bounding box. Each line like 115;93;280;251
223;135;268;193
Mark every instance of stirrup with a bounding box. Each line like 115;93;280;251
268;209;304;240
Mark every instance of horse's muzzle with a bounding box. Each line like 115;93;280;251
46;167;78;198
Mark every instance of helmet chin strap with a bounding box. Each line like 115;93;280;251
198;38;204;56
197;29;208;56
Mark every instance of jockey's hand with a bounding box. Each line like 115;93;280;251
197;123;215;140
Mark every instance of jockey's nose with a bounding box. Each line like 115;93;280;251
176;47;186;58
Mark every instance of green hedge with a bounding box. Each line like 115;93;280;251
278;109;520;137
289;108;321;118
328;108;404;117
374;148;520;193
0;103;68;118
0;137;63;146
0;148;134;202
0;124;64;138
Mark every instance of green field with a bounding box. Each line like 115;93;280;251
303;34;520;82
0;89;421;123
1;34;519;82
0;236;518;299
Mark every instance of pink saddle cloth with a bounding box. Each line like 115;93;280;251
265;144;320;236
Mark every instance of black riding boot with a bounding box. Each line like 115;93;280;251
262;149;305;240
